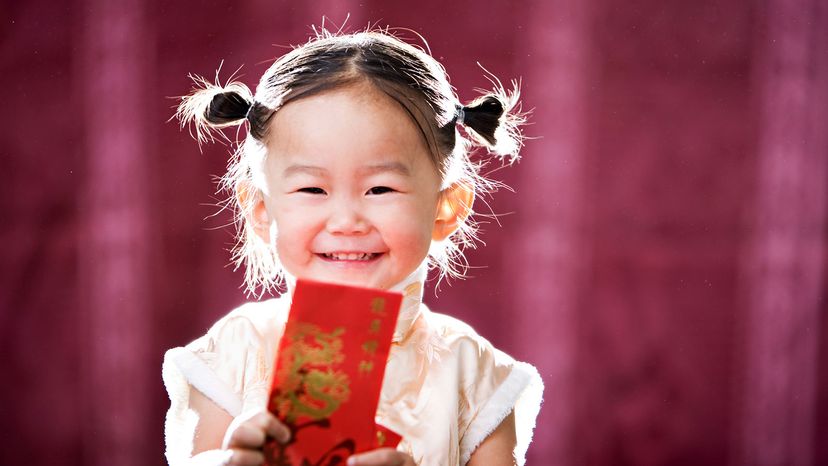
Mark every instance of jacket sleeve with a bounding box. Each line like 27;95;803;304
161;313;272;465
452;332;544;466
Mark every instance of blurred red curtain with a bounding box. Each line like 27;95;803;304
2;0;827;465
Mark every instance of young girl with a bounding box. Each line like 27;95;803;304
164;28;543;466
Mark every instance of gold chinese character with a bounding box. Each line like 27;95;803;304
369;318;381;334
358;360;374;374
370;297;386;315
362;339;378;354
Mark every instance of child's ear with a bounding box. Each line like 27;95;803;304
236;180;272;243
432;182;475;242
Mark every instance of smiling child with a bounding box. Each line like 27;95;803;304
163;28;543;466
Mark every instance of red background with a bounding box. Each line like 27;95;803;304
2;0;827;465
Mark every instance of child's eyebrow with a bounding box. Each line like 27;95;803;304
282;162;411;177
359;162;411;176
283;164;327;177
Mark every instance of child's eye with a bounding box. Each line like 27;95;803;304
366;186;395;195
298;187;326;195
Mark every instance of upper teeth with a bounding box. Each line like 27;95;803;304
324;252;375;261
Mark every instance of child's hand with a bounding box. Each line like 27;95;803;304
346;448;416;466
221;409;290;465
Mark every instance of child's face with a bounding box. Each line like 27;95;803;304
257;83;443;289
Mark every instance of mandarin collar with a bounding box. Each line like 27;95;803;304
387;262;427;343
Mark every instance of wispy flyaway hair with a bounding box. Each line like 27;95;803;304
177;27;526;296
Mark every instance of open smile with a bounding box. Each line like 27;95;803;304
317;252;384;262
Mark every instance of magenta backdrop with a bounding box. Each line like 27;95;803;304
2;0;827;465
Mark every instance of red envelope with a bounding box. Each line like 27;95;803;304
264;279;403;466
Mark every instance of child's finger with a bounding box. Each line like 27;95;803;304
261;412;291;444
240;410;291;444
226;448;265;466
224;410;290;449
226;422;266;449
346;448;414;466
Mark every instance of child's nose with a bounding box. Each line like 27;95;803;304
326;200;369;235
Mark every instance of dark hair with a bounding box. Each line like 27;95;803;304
177;28;525;295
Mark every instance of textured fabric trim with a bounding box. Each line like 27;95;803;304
168;347;243;417
162;347;197;465
459;360;543;466
511;361;543;465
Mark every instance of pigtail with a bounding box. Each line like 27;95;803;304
458;97;502;145
175;74;254;145
457;76;525;163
